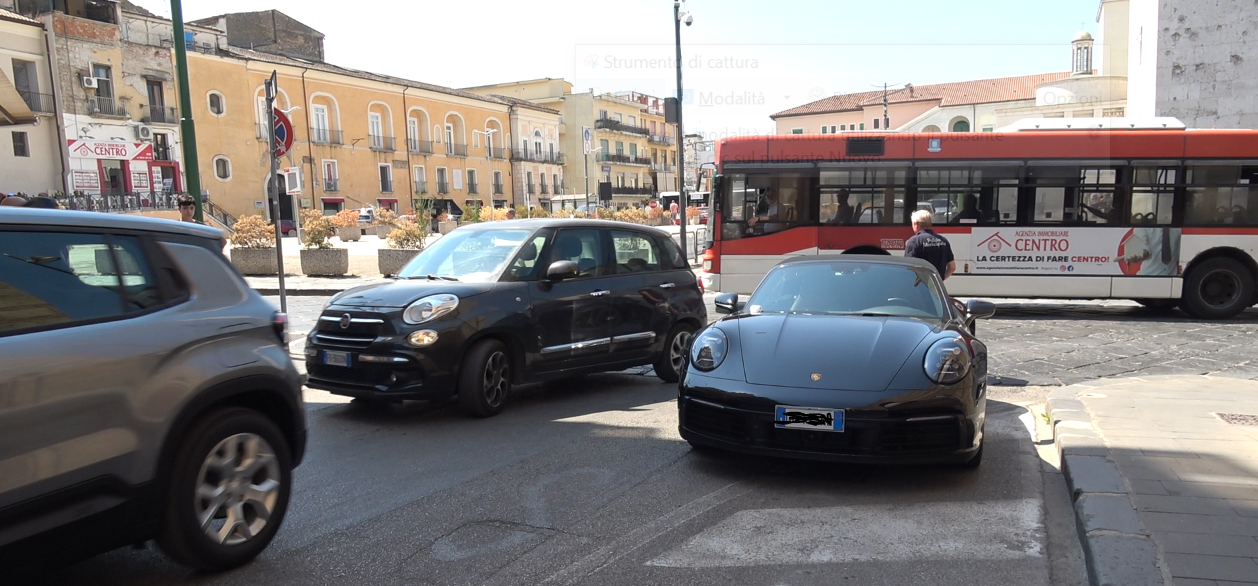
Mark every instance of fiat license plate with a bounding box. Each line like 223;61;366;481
774;405;845;432
322;350;351;367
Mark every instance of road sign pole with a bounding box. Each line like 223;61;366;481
267;71;287;314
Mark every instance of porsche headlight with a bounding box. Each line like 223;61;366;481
924;337;971;385
690;328;728;372
403;294;459;325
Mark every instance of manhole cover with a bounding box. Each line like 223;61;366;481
1215;413;1258;426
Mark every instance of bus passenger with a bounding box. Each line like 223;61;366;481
834;189;855;224
747;189;786;234
951;194;982;223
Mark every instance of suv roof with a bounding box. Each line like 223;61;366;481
0;208;225;240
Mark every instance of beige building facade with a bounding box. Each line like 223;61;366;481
0;6;59;194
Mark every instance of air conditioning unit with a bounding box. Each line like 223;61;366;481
81;76;99;89
135;125;155;141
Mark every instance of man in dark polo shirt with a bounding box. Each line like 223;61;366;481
905;209;955;280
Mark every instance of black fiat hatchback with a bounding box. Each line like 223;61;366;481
306;219;707;416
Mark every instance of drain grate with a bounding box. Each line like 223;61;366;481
1215;413;1258;426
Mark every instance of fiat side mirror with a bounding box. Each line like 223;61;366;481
546;260;579;281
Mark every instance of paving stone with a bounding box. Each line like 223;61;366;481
1080;533;1166;586
1142;512;1258;536
1130;480;1170;495
1078;494;1147;533
1169;579;1220;586
1064;455;1130;496
1162;481;1258;501
1230;499;1258;518
1132;494;1238;516
1164;552;1258;582
1157;532;1258;557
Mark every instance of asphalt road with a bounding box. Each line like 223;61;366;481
29;294;1258;586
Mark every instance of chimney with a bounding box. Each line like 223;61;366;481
906;83;914;97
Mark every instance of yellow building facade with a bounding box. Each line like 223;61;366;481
187;46;515;221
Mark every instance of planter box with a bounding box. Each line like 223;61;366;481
375;225;396;238
438;220;458;234
337;226;361;242
378;248;422;277
646;217;665;226
230;248;279;276
300;248;349;276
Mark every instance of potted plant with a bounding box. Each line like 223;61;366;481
378;221;426;277
437;211;458;234
645;205;664;226
374;208;399;238
227;215;278;275
299;209;349;276
461;205;482;224
330;209;361;242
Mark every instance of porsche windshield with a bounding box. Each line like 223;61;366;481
746;262;948;319
396;229;532;282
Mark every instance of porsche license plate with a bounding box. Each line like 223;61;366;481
322;350;351;367
774;405;845;432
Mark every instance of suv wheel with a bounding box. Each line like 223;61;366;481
654;323;696;383
158;408;292;571
459;339;511;418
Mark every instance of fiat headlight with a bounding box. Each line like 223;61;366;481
690;328;728;372
403;294;459;325
924;337;971;385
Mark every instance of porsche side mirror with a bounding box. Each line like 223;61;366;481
714;292;741;314
546;260;579;281
966;299;996;321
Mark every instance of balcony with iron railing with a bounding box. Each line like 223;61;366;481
511;149;566;165
493;182;504;195
87;96;124;118
468;182;479;195
311;128;344;146
414;181;428;194
595;117;649;136
649;134;676;146
408;139;434;154
540;183;549;195
154;145;172;162
601;153;651;166
526;183;536;196
325;179;339;192
369;135;396;152
445;143;468;157
437;181;450;194
19;91;55;114
143;104;178;124
487;146;507;159
651;163;677;173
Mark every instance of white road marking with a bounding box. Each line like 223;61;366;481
647;498;1044;568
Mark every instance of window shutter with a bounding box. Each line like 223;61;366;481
453;169;463;189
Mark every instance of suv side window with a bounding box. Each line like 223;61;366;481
547;229;607;279
111;235;163;310
612;230;661;273
506;229;552;281
0;231;129;333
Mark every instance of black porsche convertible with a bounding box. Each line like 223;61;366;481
678;255;996;467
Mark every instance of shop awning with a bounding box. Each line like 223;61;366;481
0;70;35;126
377;198;398;204
321;197;344;203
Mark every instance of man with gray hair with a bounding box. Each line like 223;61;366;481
905;209;956;279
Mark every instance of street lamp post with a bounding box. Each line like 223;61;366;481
674;0;693;265
170;0;202;222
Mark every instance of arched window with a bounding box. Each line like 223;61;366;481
922;125;942;133
213;155;232;181
207;91;225;116
951;120;971;132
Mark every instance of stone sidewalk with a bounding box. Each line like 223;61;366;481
1049;376;1258;586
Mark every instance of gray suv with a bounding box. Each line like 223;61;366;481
0;209;306;574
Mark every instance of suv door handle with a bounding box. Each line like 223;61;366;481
659;283;676;289
590;290;610;297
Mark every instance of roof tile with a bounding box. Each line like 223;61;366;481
771;72;1072;119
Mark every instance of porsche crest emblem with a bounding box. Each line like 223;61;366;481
811;373;822;381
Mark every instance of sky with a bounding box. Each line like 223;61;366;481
131;0;1105;139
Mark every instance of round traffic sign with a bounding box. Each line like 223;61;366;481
273;108;294;157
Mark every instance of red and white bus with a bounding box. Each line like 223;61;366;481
700;126;1258;319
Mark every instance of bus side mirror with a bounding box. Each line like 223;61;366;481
711;175;724;212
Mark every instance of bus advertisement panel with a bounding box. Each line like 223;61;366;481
971;227;1182;276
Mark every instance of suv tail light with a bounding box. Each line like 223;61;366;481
272;312;289;346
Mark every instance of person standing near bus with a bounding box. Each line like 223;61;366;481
905;209;956;279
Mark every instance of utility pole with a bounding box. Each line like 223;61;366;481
872;83;902;131
170;0;203;222
674;0;688;265
266;72;287;313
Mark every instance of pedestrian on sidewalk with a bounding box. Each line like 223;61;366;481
177;195;203;224
905;209;955;280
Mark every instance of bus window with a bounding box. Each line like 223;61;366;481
820;167;905;225
1187;165;1258;226
1131;166;1177;226
1079;168;1120;224
722;172;817;239
1034;187;1066;223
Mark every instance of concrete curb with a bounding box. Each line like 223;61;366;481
1047;388;1169;586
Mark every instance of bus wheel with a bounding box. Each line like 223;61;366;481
1181;257;1255;320
1134;299;1178;311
